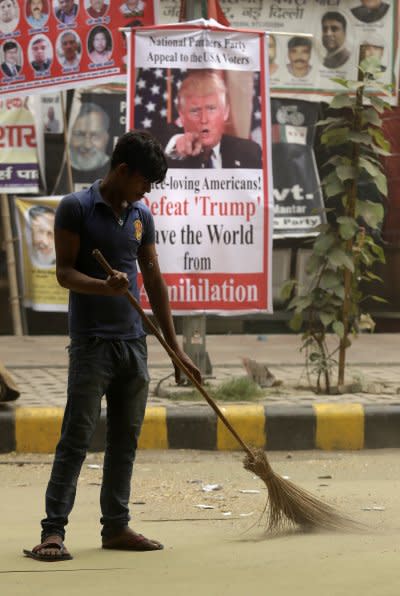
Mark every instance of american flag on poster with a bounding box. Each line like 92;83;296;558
134;66;181;133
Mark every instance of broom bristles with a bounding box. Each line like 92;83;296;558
243;448;361;533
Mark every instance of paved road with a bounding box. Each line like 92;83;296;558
0;449;399;596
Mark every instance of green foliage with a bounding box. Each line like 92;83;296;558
281;60;390;392
166;377;264;402
212;377;264;401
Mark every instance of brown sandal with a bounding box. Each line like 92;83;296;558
23;536;73;562
102;527;163;551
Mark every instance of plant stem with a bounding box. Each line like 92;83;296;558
338;80;364;386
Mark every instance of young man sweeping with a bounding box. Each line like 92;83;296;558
24;130;201;561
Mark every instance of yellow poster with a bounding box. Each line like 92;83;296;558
14;196;68;311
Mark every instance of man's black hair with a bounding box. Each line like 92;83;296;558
288;36;312;50
88;25;112;52
3;40;18;53
28;205;55;220
322;11;347;31
32;37;47;46
111;130;167;184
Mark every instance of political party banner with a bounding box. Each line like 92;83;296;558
13;196;68;311
269;98;326;236
50;86;126;194
0;96;39;193
156;0;399;104
128;21;273;314
0;0;155;99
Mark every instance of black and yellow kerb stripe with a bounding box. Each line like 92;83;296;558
1;404;399;453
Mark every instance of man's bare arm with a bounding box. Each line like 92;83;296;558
55;227;129;296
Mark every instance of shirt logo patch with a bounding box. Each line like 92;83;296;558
134;219;143;241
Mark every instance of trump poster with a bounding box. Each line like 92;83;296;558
14;196;68;311
0;0;155;98
128;21;274;314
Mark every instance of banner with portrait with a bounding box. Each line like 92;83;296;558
270;98;325;236
0;0;155;99
13;196;68;311
50;86;127;193
156;0;399;104
0;96;39;193
128;22;274;314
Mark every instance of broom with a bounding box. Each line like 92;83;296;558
93;248;358;533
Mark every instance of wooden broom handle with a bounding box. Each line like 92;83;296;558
92;249;253;457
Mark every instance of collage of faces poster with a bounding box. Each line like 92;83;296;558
0;0;155;97
128;23;274;313
157;0;399;104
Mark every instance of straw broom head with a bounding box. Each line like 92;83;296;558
243;448;361;533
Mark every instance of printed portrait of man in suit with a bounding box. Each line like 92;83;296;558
321;11;350;69
1;40;21;77
30;36;52;72
164;69;262;169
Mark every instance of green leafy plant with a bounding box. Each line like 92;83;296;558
165;377;264;402
282;58;391;393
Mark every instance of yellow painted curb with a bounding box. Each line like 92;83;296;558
314;403;364;450
15;407;63;453
217;405;266;450
138;406;168;449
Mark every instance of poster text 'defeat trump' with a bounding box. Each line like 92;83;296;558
128;22;273;314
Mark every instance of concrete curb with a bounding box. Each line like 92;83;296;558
1;403;400;453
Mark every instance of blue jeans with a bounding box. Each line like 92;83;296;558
41;336;149;541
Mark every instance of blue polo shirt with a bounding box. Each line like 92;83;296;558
55;180;155;339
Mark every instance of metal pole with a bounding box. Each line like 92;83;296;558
178;0;213;377
60;92;74;193
1;194;23;336
182;314;212;376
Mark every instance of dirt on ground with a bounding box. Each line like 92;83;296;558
0;449;399;596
